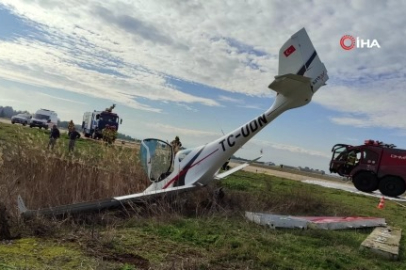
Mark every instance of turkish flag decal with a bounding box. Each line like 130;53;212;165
283;45;296;57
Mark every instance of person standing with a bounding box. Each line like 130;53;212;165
171;136;182;155
68;120;75;136
47;125;60;150
68;127;81;152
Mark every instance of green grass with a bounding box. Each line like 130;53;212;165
0;122;406;269
0;122;136;165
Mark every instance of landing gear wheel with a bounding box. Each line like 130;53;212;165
378;176;406;197
352;171;379;192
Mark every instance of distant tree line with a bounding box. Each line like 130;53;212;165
298;166;325;175
0;105;138;142
0;106;30;118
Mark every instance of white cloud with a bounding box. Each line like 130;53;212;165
314;78;406;130
1;0;405;119
1;0;406;172
144;122;219;138
218;95;243;104
37;92;87;105
238;104;265;111
175;103;199;112
251;139;331;159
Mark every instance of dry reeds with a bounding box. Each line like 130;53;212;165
0;125;335;241
0;127;148;221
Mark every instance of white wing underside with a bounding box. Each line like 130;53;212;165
215;156;262;180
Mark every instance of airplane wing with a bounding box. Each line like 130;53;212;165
18;185;198;218
215;155;262;180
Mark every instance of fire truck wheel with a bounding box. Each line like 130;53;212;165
378;176;406;197
352;171;379;192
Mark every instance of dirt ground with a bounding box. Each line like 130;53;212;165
0;118;11;124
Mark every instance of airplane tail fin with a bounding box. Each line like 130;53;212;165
277;28;329;91
268;28;328;108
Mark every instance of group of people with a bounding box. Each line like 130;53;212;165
47;123;81;152
47;122;183;155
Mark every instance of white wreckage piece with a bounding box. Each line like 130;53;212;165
18;27;329;218
245;212;386;230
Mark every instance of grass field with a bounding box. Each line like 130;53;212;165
0;122;405;270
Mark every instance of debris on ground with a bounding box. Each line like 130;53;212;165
360;226;402;260
245;211;386;230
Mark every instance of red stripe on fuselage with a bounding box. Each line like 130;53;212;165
162;149;219;189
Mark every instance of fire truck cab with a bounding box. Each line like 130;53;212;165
329;139;406;197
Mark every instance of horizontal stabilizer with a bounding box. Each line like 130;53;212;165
268;73;313;97
215;155;262;180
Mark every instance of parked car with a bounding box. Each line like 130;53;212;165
11;114;32;126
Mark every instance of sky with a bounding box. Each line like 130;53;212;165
0;0;405;174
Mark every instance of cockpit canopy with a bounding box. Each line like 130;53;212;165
139;139;173;182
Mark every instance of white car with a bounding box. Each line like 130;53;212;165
11;114;32;126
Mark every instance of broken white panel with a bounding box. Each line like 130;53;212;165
245;212;309;229
245;212;385;230
299;216;386;230
361;226;402;260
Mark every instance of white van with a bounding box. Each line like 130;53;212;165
29;109;58;129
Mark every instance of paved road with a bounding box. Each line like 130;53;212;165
238;162;406;202
235;162;328;182
0;117;12;124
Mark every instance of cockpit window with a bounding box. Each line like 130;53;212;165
139;139;173;182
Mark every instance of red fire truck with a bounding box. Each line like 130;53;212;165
329;139;406;197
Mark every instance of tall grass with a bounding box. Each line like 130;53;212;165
0;125;148;220
2;124;387;269
0;124;339;219
0;124;339;238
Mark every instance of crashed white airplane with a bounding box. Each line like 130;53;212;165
18;28;329;217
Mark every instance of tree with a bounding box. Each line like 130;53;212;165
0;109;4;118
